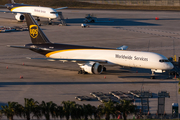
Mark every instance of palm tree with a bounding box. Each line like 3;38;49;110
0;102;19;120
87;104;94;120
98;100;116;120
116;100;137;120
77;104;84;120
55;105;64;119
82;104;93;120
61;101;76;120
40;101;57;120
22;98;39;120
71;104;82;120
32;104;42;119
14;103;24;119
93;105;103;120
91;106;99;120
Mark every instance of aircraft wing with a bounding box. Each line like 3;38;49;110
0;10;13;13
27;57;108;63
54;7;68;10
0;10;28;13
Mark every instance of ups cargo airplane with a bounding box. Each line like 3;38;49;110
0;0;67;23
8;13;174;78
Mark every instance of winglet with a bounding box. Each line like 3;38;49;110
116;45;128;50
26;57;31;59
54;7;68;11
9;0;15;4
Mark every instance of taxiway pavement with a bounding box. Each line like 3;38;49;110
0;9;180;116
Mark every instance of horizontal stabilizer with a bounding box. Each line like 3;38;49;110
116;45;128;50
27;57;108;63
0;5;7;8
54;7;68;11
7;45;31;49
7;45;40;50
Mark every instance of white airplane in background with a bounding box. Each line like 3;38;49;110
8;13;174;79
0;0;67;24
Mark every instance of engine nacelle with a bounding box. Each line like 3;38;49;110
81;62;103;74
15;13;25;21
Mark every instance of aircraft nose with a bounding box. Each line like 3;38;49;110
168;62;174;69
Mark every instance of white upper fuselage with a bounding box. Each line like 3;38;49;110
11;6;58;19
46;49;174;71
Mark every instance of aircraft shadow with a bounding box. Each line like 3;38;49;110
134;98;141;103
104;70;131;74
133;93;159;100
0;81;178;86
129;18;180;21
65;18;159;26
106;68;171;79
119;76;152;79
151;93;159;98
118;75;172;79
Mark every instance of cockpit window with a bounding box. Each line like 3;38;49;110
159;59;169;62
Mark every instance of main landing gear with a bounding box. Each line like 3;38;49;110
103;67;106;72
78;67;107;74
36;17;40;21
78;70;88;74
150;71;155;79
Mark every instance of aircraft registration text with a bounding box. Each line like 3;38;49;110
34;9;46;13
115;54;148;61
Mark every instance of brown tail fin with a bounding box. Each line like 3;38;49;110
24;13;51;44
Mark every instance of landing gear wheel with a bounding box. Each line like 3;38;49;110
103;67;106;72
150;76;155;79
78;70;83;74
48;18;52;25
84;72;88;74
36;17;40;21
91;20;95;23
78;70;88;74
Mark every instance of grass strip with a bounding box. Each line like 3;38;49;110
1;0;180;11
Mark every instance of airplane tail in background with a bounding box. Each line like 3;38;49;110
9;0;15;4
24;13;51;44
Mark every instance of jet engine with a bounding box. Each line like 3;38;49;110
15;13;25;21
80;62;103;74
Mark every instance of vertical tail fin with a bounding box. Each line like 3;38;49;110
9;0;15;4
24;13;51;44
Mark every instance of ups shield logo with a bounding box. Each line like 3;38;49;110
30;25;38;38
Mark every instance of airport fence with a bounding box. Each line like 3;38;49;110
77;0;180;6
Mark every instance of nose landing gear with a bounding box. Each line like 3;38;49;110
48;18;52;25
